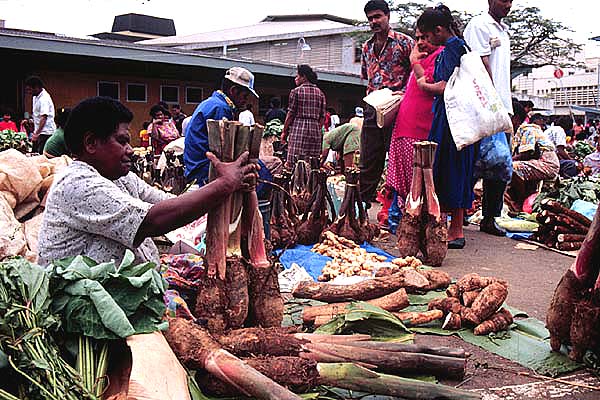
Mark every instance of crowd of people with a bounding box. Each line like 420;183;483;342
6;0;600;265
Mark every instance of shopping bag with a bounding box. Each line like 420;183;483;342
444;52;512;150
474;131;513;183
363;88;403;128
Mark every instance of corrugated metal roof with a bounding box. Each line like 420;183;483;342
0;28;364;85
140;18;367;49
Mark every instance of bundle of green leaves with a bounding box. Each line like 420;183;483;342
0;129;30;153
49;250;168;340
534;176;600;211
0;257;95;400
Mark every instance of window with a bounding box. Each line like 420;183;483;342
97;81;119;100
185;87;204;104
126;83;147;102
354;45;362;63
160;85;179;103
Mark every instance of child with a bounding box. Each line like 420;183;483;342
416;4;476;249
0;110;18;132
139;121;150;148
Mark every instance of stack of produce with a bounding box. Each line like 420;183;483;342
427;273;512;335
534;176;600;211
290;158;311;215
533;198;591;251
166;319;477;399
547;206;600;361
269;174;299;249
296;168;336;245
312;231;388;281
0;129;30;153
197;119;283;333
293;259;451;326
327;169;379;243
397;141;447;267
0;252;169;399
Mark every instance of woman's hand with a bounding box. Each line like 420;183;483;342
416;76;428;89
409;45;427;66
207;151;259;193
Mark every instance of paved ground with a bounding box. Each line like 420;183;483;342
368;205;600;398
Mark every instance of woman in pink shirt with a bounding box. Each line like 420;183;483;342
386;29;442;231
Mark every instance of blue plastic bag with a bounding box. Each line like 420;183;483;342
474;131;513;183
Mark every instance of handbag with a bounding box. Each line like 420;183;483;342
444;50;512;151
363;88;403;129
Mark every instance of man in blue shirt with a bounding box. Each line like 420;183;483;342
184;67;259;186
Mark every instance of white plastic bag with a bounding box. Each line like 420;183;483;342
444;51;512;150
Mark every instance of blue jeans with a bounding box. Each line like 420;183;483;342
388;190;402;234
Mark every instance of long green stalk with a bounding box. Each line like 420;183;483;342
317;363;480;400
95;342;110;397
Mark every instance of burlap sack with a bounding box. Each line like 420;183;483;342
0;149;43;217
0;195;27;259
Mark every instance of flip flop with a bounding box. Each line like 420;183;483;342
448;237;466;249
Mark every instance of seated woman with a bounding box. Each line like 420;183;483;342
38;97;257;266
506;100;560;211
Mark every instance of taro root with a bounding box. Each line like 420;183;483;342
398;144;423;258
269;174;299;249
547;206;600;353
420;142;447;267
327;169;379;244
397;142;447;266
290;158;311;215
297;170;336;245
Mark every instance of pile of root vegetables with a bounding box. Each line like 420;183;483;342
427;273;513;335
547;206;600;362
165;319;479;400
198;119;283;332
293;265;451;327
326;169;379;243
533;198;591;252
397;141;447;267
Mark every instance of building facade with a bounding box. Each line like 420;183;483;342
513;59;600;116
0;27;366;146
141;15;369;76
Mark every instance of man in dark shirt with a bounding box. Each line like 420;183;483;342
265;97;286;123
171;104;187;135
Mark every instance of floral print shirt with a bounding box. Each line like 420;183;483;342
361;29;415;94
38;161;174;266
512;123;556;155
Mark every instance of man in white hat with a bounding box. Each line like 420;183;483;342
349;106;364;132
184;67;259;187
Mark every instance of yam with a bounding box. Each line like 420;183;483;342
547;270;584;351
462;290;481;307
462;282;508;325
418;269;451;291
428;297;463;314
473;308;513;335
394;310;444;326
442;313;462;330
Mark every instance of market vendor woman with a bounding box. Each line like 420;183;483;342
37;97;258;266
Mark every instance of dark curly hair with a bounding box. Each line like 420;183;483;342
297;64;318;84
65;97;133;155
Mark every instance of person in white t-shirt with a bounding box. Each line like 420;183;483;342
238;103;255;126
464;0;513;238
545;116;573;160
25;76;57;154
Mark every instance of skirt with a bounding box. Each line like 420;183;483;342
386;136;419;208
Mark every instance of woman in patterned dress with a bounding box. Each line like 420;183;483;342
386;28;442;232
281;64;327;168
